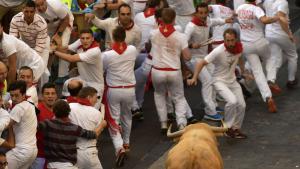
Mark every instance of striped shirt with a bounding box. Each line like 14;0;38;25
39;119;96;164
9;12;48;55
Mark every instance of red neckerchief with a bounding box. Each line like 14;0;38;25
76;98;92;106
118;20;134;30
66;96;77;103
225;42;243;54
159;24;176;37
0;82;4;91
78;41;99;51
191;16;207;27
144;8;155;18
111;42;128;55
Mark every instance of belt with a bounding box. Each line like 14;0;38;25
107;85;135;88
152;66;178;71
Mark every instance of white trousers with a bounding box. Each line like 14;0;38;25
214;81;246;129
186;58;217;115
47;162;78;169
132;59;152;110
266;35;298;82
7;147;37;169
58;27;72;78
151;69;187;126
107;88;135;153
243;38;272;101
77;147;103;169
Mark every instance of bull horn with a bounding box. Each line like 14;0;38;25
209;126;228;133
167;124;186;138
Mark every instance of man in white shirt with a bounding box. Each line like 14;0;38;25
188;28;247;139
237;0;278;113
166;0;195;29
0;22;46;85
10;1;50;88
18;66;38;106
185;3;233;121
86;3;141;51
131;0;159;118
69;87;106;169
6;80;38;169
150;8;191;131
52;29;104;107
263;0;298;89
102;26;137;167
34;0;74;83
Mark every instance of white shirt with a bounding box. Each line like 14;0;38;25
234;0;262;11
264;0;289;37
0;108;10;145
69;103;104;149
0;0;25;7
237;4;265;42
167;0;195;15
134;12;157;51
0;33;46;81
205;44;241;83
210;5;234;42
9;101;37;149
92;17;142;51
184;17;225;58
150;29;188;69
10;12;48;55
68;40;104;93
37;0;74;36
26;86;38;106
102;45;137;87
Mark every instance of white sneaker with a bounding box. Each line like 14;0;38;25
178;124;186;130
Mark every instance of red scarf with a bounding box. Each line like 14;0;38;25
159;24;175;37
66;96;77;103
144;8;155;18
76;98;92;106
156;18;163;26
191;16;207;27
111;42;127;55
118;20;134;30
78;41;99;51
225;42;243;54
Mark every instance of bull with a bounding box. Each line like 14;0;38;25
166;123;227;169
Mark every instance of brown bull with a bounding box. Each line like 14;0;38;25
166;123;227;169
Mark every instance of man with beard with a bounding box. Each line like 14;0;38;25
188;28;247;139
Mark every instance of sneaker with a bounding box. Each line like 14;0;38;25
167;112;176;122
203;113;223;121
187;116;199;125
123;144;130;153
132;108;144;121
161;122;168;134
286;79;298;89
266;97;277;113
216;107;224;113
225;128;247;139
268;81;282;94
115;148;126;167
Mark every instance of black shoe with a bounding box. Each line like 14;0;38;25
167;112;176;121
287;79;298;89
132;108;144;121
187;116;199;125
116;148;126;167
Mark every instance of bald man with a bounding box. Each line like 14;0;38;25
65;79;84;103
